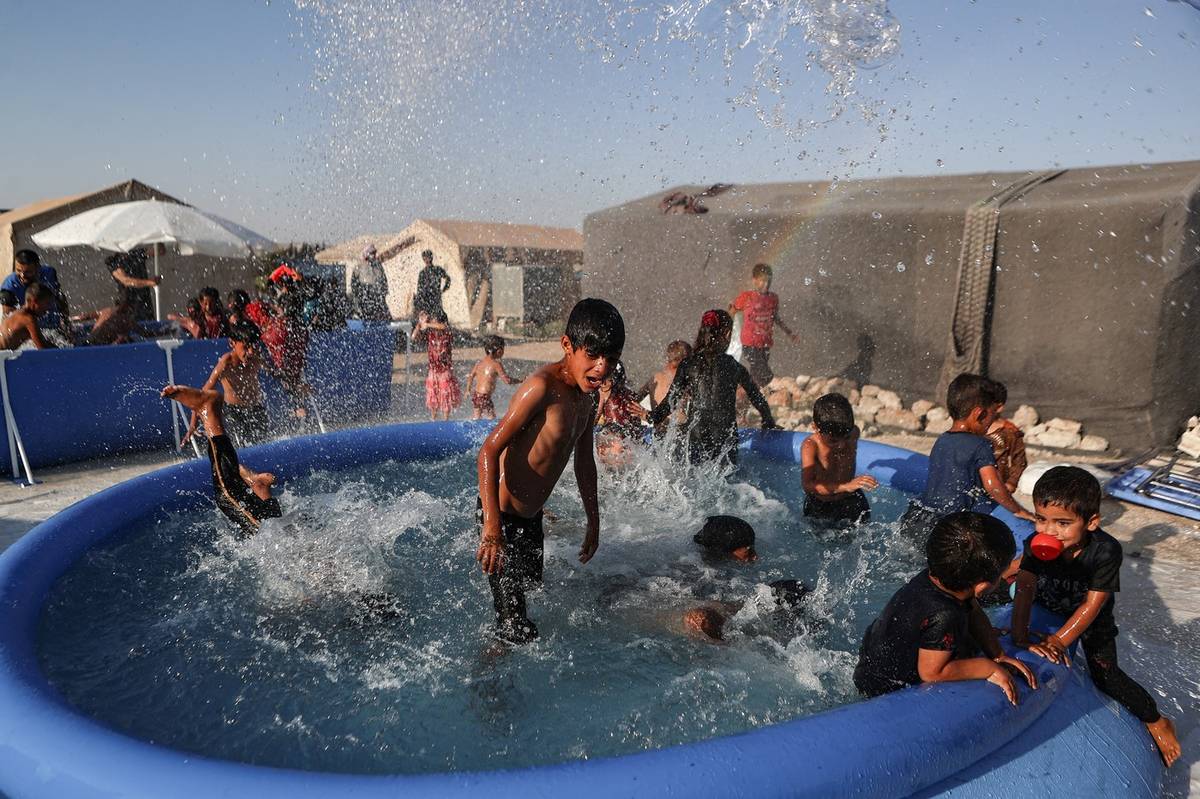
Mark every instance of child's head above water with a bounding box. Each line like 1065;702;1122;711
946;373;1003;432
1031;466;1102;549
812;392;856;439
23;282;55;314
926;511;1016;596
483;335;505;358
693;309;733;358
682;606;727;642
562;298;625;393
694;515;756;562
666;339;691;365
751;262;773;291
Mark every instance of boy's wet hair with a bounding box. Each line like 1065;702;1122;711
1033;465;1102;521
24;282;52;304
228;322;261;345
813;393;855;438
666;339;691;363
926;511;1016;591
989;378;1008;406
483;335;505;356
945;373;1003;420
199;286;222;301
227;288;251;310
752;262;772;280
693;515;755;553
14;250;40;267
565;298;625;359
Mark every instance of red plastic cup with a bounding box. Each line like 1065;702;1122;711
1030;533;1063;561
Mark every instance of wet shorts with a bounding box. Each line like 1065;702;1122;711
224;403;272;447
804;490;871;524
208;434;281;538
472;393;495;416
477;497;544;643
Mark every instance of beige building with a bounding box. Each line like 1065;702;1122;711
318;219;583;329
0;179;257;317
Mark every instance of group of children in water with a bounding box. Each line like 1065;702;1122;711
164;259;1180;769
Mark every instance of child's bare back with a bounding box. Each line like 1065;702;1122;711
803;429;862;497
0;309;42;350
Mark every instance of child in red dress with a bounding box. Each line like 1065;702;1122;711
416;310;461;420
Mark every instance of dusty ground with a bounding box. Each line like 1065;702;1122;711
1;343;1196;795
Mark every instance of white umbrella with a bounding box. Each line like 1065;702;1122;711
32;199;275;319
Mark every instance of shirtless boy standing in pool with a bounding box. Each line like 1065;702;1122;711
476;298;625;643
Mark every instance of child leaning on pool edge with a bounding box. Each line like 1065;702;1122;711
854;512;1037;703
1010;466;1181;767
475;298;624;644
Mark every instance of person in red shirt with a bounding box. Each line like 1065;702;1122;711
728;262;798;387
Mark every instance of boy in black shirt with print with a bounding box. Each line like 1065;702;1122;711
1011;466;1181;767
855;512;1037;703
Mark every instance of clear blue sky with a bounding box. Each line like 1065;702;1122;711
3;0;1199;243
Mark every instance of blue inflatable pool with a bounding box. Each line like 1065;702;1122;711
0;424;1163;798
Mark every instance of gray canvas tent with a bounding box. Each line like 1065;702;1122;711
583;161;1200;450
0;179;257;317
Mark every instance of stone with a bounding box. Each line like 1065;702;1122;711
1028;428;1081;449
924;415;953;434
875;407;923;432
861;384;881;398
1079;434;1109;452
1178;428;1200;458
1187;415;1199;430
1027;422;1048;437
856;395;884;416
1046;417;1083;435
795;374;812;389
876;389;903;410
821;377;859;397
1011;404;1039;430
767;389;791;409
849;388;861;405
925;406;950;423
852;405;878;425
911;399;935;419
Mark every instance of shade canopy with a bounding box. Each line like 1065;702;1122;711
31;200;273;258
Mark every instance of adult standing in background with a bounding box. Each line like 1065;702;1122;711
1;249;72;346
353;244;391;322
412;248;451;326
106;246;162;321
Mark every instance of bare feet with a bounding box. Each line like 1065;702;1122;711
1146;716;1181;767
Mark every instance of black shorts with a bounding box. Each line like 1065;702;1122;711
208;434;281;537
477;497;544;643
742;346;774;387
225;403;272;447
804;490;871;524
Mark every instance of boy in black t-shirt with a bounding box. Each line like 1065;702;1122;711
1011;466;1181;767
855;512;1037;703
898;375;1032;539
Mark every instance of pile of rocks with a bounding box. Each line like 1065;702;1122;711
758;375;1110;452
1177;416;1200;458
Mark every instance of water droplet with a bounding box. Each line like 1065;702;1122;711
924;253;934;265
1144;7;1156;18
895;262;906;273
871;211;882;220
1031;242;1040;253
936;159;945;168
803;277;813;286
818;268;828;277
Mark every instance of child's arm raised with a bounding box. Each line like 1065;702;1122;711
475;376;549;575
980;464;1033;520
573;419;600;564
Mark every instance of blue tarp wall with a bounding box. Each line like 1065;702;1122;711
0;327;394;474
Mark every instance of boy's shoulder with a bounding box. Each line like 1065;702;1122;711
1085;527;1123;559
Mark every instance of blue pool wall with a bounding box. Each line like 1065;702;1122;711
0;424;1164;798
0;325;394;474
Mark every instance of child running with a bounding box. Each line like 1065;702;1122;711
728;262;798;387
0;283;57;350
476;298;624;643
647;309;777;466
899;374;1032;537
636;340;691;435
416;310;461;421
183;323;271;448
162;384;281;538
801;393;877;524
854;511;1037;703
1011;466;1181;767
465;335;517;420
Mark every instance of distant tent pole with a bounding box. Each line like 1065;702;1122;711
152;245;162;322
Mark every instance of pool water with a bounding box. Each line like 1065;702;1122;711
38;444;922;775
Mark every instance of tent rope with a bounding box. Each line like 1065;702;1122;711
935;169;1065;400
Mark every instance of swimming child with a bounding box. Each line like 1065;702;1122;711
416;309;461;421
647;309;777;466
984;381;1027;495
728;262;798;387
465;335;518;419
183;323;271;448
1011;466;1181;767
476;298;625;643
0;283;57;350
801;393;878;524
693;515;757;562
854;511;1037;703
162;384;281;538
682;580;814;643
596;361;648;439
898;374;1032;538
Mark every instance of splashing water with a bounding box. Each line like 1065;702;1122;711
38;447;919;774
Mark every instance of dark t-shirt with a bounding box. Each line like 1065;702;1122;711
1;267;64;329
108;251;154;321
854;569;974;697
413;265;450;317
1019;528;1121;640
919;431;997;514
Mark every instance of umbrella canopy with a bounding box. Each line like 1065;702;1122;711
31;199;274;258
